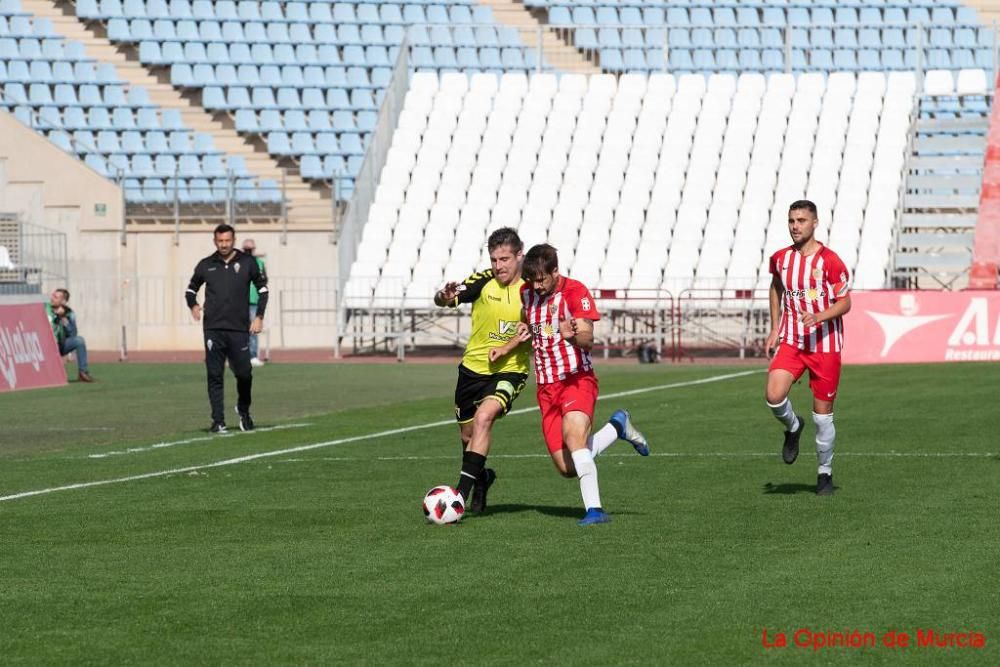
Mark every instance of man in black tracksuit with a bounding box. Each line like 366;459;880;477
185;223;268;433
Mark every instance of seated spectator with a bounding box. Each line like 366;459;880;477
46;288;94;383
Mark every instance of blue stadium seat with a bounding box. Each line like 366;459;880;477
327;88;350;109
691;28;712;48
810;49;834;70
571;7;595;26
427;5;449;24
479;47;502;69
234;108;258;132
667;28;690;49
738;29;760;48
692;49;715;70
177;154;201;178
665;7;688;26
450;6;472;24
112;106;135;129
622;28;643;49
642;8;664;26
881;49;904;70
623;49;646;71
155;153;176;176
715;28;736;48
716;49;738;71
951;49;975;69
170;63;193;87
325;155;346;179
714;8;737;27
740;49;762;71
276;87;301;109
501;47;526;70
267;131;291;155
379;4;402;25
457;47;479;69
86;106;111;130
669;48;694;71
340;133;363;156
308;109;331;132
598;27;620;49
690;8;712;27
932;7;955;24
315;133;338;154
547;6;570;26
931;28;953;48
834;49;858;71
49;129;73;152
927;49;952;69
300;154;325;180
54;84;78;107
290;132;315;155
63;106;87;129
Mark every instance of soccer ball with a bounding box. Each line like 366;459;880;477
422;485;465;525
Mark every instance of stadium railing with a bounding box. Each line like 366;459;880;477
0;215;67;296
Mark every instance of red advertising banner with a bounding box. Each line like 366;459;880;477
844;291;1000;364
0;302;68;392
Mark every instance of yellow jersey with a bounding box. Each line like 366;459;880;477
445;269;529;376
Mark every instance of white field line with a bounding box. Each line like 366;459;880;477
274;451;1000;464
0;369;762;503
84;423;313;459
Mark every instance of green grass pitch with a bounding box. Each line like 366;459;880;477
1;361;998;664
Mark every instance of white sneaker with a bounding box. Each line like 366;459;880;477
250;357;265;367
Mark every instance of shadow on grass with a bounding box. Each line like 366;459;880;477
480;503;640;518
762;482;834;495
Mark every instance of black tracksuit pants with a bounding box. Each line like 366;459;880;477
204;329;252;424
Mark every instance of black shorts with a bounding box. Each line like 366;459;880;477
454;364;528;423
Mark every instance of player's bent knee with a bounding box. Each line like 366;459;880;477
550;451;576;477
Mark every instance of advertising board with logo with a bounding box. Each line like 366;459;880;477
844;291;1000;364
0;302;67;393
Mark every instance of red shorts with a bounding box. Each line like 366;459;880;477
770;343;842;401
536;370;599;454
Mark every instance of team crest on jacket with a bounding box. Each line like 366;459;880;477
234;262;241;273
548;303;557;315
812;268;823;280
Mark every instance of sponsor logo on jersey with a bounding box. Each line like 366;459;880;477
788;288;826;300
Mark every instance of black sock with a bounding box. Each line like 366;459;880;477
456;451;487;501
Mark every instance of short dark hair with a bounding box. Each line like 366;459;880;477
487;227;523;254
523;244;559;279
55;288;70;301
214;223;235;237
789;200;818;217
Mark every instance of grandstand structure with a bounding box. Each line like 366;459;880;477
0;0;999;354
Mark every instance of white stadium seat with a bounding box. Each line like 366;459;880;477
350;70;916;312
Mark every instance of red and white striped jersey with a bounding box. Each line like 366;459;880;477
521;277;601;385
769;243;851;353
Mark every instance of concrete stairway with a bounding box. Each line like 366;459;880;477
476;0;600;74
20;0;334;228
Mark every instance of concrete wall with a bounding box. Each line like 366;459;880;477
0;111;339;351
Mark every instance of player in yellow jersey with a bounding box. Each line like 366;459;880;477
434;227;531;512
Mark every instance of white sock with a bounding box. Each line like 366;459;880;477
587;422;618;457
813;412;835;475
571;448;602;510
767;398;798;431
